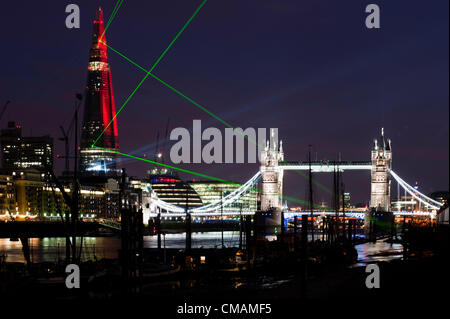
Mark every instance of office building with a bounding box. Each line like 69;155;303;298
1;121;53;171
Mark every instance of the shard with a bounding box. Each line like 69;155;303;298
80;8;119;175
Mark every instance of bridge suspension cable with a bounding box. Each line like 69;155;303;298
146;168;442;215
389;169;443;210
147;172;261;214
192;171;261;213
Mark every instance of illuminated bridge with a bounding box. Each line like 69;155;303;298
279;161;372;172
144;129;443;218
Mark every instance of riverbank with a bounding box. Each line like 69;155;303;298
3;247;446;306
1;228;448;305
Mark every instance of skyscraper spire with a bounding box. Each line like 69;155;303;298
80;8;119;175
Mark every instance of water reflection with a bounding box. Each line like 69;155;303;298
144;231;241;249
1;233;404;266
0;237;121;263
353;239;403;266
0;231;242;263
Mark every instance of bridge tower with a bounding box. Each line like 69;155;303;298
370;128;392;211
260;129;284;211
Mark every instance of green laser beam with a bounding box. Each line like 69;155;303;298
245;185;329;208
93;0;208;147
101;42;233;128
92;0;332;205
99;41;263;148
104;43;147;72
92;145;240;185
102;1;121;35
277;194;332;209
100;0;124;42
148;0;208;74
103;0;124;39
101;42;333;199
93;145;333;209
92;72;152;147
294;170;333;195
366;217;393;228
102;42;333;195
149;74;232;128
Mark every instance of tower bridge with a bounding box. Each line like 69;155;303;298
145;129;443;218
279;161;372;172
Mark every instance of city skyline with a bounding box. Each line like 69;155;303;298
0;0;448;205
0;1;448;307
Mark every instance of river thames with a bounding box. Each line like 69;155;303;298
0;232;403;265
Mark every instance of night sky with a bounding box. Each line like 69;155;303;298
0;0;448;207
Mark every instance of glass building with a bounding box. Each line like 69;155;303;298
188;181;258;212
143;164;203;210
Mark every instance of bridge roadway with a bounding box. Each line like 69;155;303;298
279;161;372;172
146;210;435;220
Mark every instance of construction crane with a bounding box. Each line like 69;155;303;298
55;93;83;262
59;126;70;172
0;101;11;165
161;117;170;164
0;100;11;121
58;94;83;172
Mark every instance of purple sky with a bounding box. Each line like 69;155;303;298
0;0;448;206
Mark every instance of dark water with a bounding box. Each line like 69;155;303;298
0;232;403;265
0;232;242;263
354;239;404;266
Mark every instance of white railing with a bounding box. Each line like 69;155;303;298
145;167;443;216
148;172;261;214
389;170;443;210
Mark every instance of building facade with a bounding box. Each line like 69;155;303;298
42;178;120;220
140;165;203;211
189;181;258;212
12;169;44;217
0;122;53;171
0;168;121;220
0;171;15;215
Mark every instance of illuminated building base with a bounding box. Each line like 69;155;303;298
80;148;119;174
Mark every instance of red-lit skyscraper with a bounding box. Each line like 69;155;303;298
80;8;119;174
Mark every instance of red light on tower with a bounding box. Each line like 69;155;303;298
79;7;120;174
